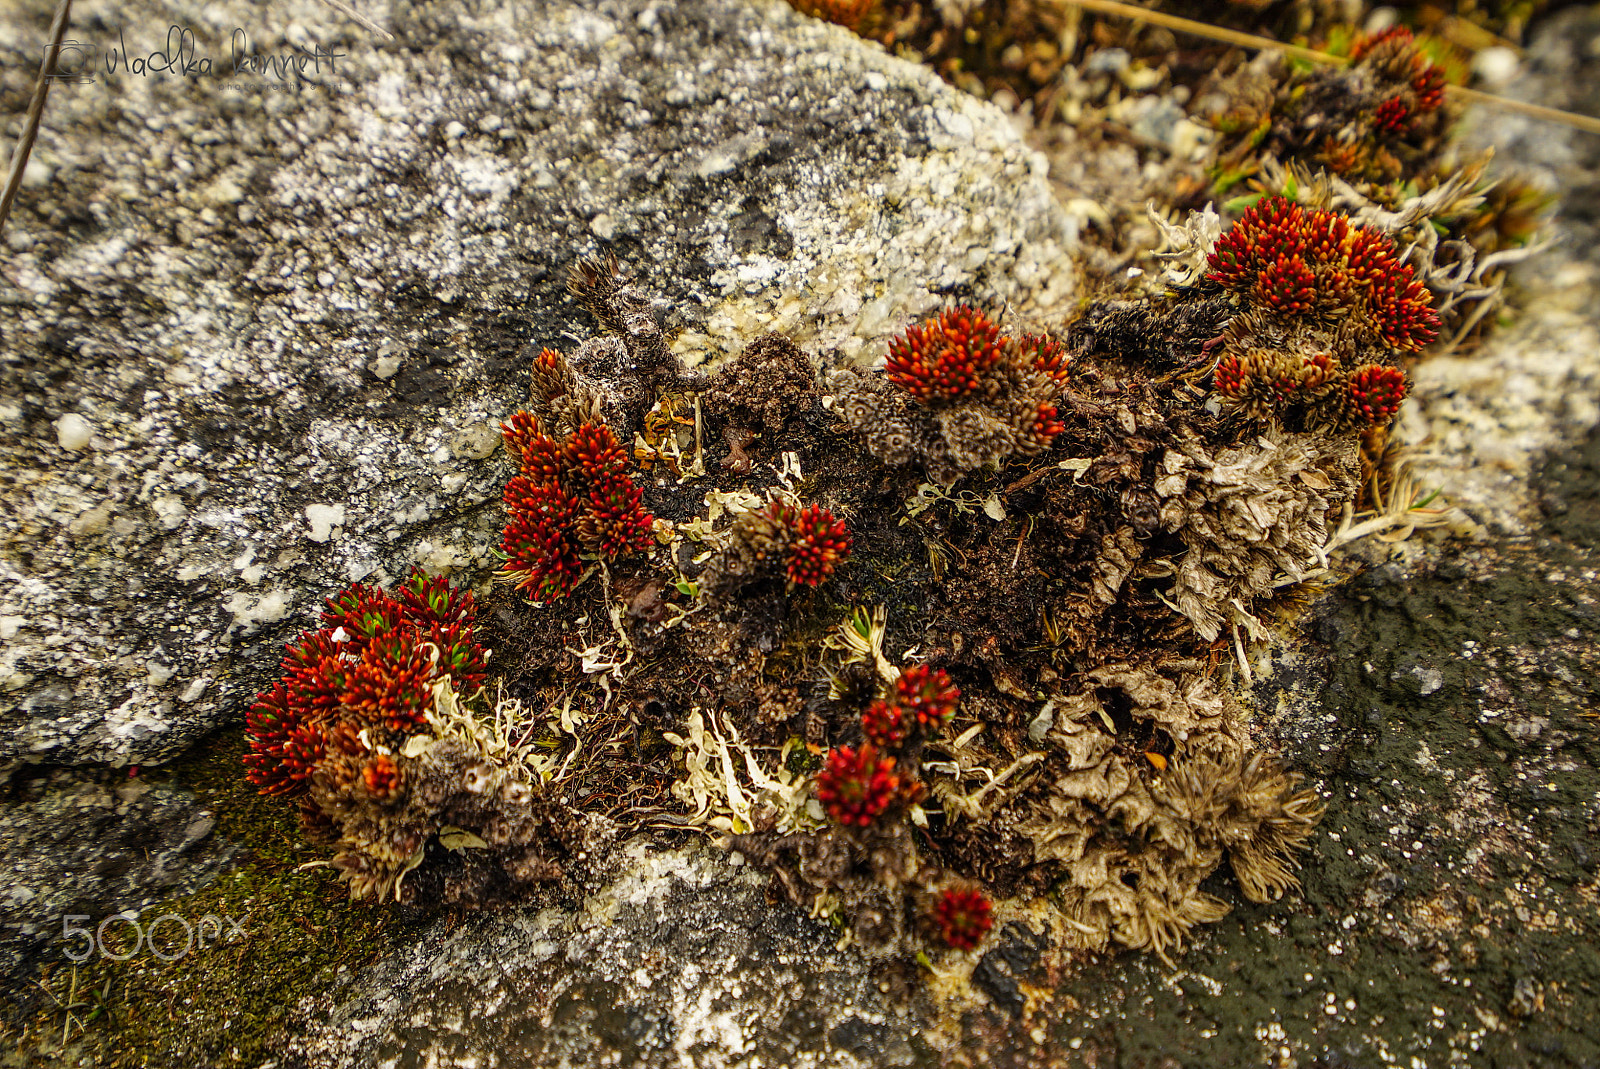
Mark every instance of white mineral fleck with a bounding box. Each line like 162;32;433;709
305;503;346;543
54;414;93;451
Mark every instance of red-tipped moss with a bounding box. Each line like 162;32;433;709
1373;97;1412;135
785;503;852;587
885;306;1006;402
1254;254;1318;315
816;744;904;827
894;664;960;731
1019;332;1071;383
244;571;484;799
1207;197;1441;353
581;474;657;561
1348;364;1409;424
362;753;405;802
564;421;630;482
1369;277;1440;352
322;585;406;647
498;420;654;601
243;685;323;798
341;632;437;735
861;699;910;749
1214;352;1251;399
931;887;994;950
501;410;544;462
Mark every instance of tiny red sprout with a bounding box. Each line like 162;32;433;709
895;664;960;731
885;306;1006;402
1319;136;1365;175
1254;254;1318;315
785;503;852;587
582;473;656;561
1299;351;1336;391
815;744;903;827
1214;352;1250;399
244;683;321;797
1019;332;1071;383
1348;364;1409;424
1373;97;1412;135
1205;232;1255;291
563;422;630;483
501;410;543;461
1412;65;1446;112
931;887;994;951
1028;401;1065;449
362;754;404;801
1370;277;1441;352
861;698;910;749
1208;199;1440;349
533;346;564;373
1350;26;1413;62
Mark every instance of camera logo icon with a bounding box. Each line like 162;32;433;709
44;40;95;84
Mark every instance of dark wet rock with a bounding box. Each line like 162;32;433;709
0;769;234;995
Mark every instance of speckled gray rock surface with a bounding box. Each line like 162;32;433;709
0;0;1077;771
278;843;937;1069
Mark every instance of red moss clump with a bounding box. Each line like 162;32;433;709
243;572;486;798
1348;364;1409;424
886;306;1007;402
861;698;910;749
498;417;654;602
784;503;852;587
815;744;905;827
931;887;994;950
894;664;960;731
1207;197;1440;353
859;665;958;749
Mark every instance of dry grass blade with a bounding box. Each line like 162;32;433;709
0;0;72;236
312;0;395;41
